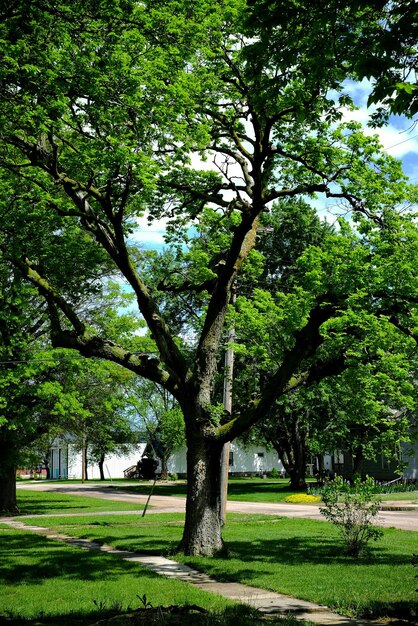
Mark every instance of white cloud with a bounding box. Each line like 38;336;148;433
339;78;418;160
130;215;169;248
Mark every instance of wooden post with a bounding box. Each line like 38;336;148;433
220;292;235;525
81;429;86;483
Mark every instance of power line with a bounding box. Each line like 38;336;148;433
384;132;418;151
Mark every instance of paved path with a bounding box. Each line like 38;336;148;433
4;517;371;626
17;481;418;531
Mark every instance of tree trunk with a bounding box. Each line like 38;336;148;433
98;452;105;480
317;454;325;475
180;436;225;556
84;446;88;481
0;461;19;516
43;458;51;480
160;454;169;480
278;448;307;490
288;465;307;490
273;429;307;490
352;446;364;477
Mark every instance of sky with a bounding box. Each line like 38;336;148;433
343;79;418;178
133;78;418;251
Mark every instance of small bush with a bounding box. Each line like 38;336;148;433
319;475;383;557
269;468;280;479
169;473;178;481
284;494;321;504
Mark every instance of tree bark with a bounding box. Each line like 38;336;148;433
288;463;308;490
180;435;225;556
160;454;169;480
0;460;19;515
83;445;88;481
272;418;308;491
98;452;105;481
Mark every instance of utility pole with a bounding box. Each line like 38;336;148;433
81;428;86;483
220;291;235;525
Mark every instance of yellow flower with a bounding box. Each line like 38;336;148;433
284;494;321;504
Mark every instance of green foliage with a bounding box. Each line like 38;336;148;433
245;1;418;122
319;476;384;557
126;379;185;474
1;0;418;554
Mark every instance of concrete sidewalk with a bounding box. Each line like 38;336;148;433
4;518;371;626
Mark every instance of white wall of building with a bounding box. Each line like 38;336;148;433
168;443;283;476
50;444;68;479
402;442;418;479
67;443;146;479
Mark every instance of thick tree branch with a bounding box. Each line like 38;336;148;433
7;137;189;381
13;257;183;394
217;302;336;442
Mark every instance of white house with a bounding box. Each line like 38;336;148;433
49;437;418;481
167;443;284;476
49;438;284;479
49;438;146;480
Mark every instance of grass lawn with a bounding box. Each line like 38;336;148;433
105;478;309;502
19;511;418;621
26;477;418;504
15;489;144;516
102;477;418;503
1;525;284;626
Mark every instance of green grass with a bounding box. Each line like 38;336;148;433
380;491;418;501
106;478;311;502
0;525;301;626
16;489;144;515
21;512;418;621
104;478;418;503
25;477;418;503
0;526;230;622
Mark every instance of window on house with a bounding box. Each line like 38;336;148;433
257;452;264;458
229;451;234;466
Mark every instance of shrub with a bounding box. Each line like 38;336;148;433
270;468;280;479
169;472;178;481
284;494;321;504
319;475;383;557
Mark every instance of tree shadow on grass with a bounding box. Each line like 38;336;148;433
107;480;293;500
227;481;293;498
181;534;418;620
0;605;271;626
226;534;410;567
0;532;160;585
16;496;93;516
74;531;182;557
107;483;188;497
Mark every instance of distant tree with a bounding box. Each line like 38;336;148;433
0;261;92;512
69;362;139;481
127;380;185;479
231;202;418;488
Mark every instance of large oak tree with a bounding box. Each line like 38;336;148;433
1;0;418;554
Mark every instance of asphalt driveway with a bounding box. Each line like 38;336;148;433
16;481;418;531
